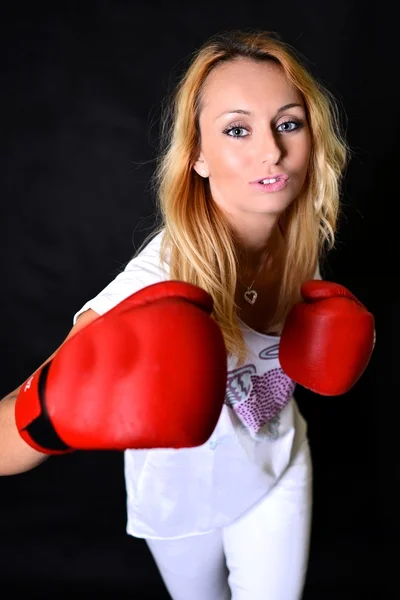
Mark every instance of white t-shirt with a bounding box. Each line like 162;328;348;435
74;229;315;540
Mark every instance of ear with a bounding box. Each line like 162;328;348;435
193;152;209;178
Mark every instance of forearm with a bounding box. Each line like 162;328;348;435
0;390;49;476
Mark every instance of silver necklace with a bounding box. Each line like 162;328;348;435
242;251;268;305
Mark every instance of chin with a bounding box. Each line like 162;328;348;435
252;198;294;215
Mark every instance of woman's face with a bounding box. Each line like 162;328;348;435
194;58;312;226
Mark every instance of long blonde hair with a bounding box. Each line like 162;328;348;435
139;30;349;365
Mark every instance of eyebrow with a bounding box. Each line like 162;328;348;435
216;103;303;119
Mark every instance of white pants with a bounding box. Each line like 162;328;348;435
146;440;313;600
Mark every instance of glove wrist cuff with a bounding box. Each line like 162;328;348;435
15;364;72;455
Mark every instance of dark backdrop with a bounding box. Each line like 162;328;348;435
0;1;394;598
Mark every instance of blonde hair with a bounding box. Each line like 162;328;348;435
139;29;349;366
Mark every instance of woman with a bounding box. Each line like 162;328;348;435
1;30;373;599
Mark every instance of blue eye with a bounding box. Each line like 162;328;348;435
277;120;302;133
224;126;250;138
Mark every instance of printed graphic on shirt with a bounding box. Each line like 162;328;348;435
225;343;296;437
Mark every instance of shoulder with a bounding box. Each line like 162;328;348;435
74;228;170;323
106;227;170;288
128;228;169;272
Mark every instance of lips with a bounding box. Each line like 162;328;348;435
249;176;290;193
253;173;289;184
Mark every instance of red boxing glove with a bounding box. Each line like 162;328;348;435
279;280;375;396
15;281;227;453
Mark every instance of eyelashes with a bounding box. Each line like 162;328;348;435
222;119;305;139
222;124;249;138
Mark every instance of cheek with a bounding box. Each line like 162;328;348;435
301;131;312;169
204;137;252;178
290;134;312;175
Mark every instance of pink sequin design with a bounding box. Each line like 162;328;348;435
226;367;296;435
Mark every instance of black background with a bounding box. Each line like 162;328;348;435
0;1;395;598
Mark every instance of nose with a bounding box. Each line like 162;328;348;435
261;129;282;165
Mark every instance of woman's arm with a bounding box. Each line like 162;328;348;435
0;309;99;476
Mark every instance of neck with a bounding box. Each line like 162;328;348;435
235;219;282;270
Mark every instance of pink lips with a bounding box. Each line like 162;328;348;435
249;174;289;193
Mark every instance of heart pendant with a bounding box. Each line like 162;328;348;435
244;289;257;305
